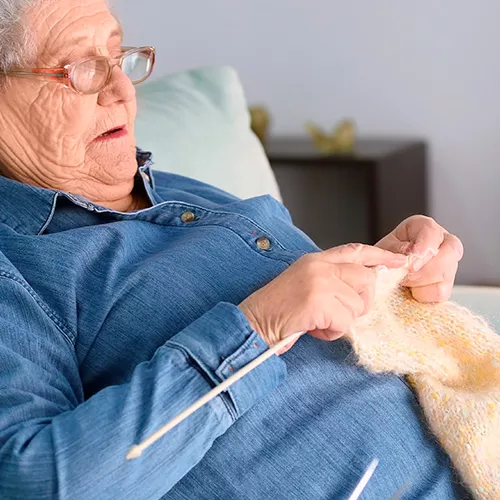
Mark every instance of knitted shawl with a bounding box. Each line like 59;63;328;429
347;266;500;498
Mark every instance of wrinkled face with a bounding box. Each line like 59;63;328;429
0;0;138;203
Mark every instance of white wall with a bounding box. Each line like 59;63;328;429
116;0;500;285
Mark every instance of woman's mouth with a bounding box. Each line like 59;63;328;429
94;126;128;141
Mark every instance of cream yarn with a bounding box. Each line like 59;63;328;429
348;266;500;498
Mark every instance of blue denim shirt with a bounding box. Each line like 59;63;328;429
0;151;468;499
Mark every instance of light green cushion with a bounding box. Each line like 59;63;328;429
134;66;281;201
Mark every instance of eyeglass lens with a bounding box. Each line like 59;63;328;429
72;58;110;94
72;48;153;94
122;49;153;84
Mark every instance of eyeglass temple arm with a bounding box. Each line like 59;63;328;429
6;67;66;82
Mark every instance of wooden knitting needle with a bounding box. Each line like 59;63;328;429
126;331;304;460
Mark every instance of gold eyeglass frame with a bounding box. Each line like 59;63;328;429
5;46;156;95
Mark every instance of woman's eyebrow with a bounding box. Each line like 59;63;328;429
65;22;123;50
50;16;124;67
57;23;124;65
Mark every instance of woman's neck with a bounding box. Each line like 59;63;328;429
93;185;152;212
0;167;152;213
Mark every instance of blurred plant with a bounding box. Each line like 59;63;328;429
305;119;356;154
249;106;271;145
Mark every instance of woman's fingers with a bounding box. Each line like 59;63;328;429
308;293;364;340
443;232;464;261
403;233;461;303
410;281;454;303
404;236;460;288
309;276;374;341
406;217;445;255
333;263;376;315
322;243;407;268
380;216;443;272
375;216;463;304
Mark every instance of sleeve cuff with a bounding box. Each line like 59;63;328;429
166;302;287;419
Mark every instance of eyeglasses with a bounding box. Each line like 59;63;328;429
5;46;156;95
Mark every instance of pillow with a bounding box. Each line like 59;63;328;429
134;66;282;201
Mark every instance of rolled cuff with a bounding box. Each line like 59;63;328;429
166;302;287;419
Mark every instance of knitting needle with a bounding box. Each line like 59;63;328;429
126;331;304;460
348;459;379;500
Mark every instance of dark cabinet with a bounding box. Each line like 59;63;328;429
266;137;428;249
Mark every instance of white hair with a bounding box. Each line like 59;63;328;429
0;0;116;75
0;0;40;74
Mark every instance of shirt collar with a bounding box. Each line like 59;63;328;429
0;149;156;236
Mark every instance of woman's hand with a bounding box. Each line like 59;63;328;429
239;244;407;353
376;215;464;303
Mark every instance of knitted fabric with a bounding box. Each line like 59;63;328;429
347;266;500;499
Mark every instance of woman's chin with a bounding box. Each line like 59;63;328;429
86;144;140;181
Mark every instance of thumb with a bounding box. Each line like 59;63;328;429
376;234;412;255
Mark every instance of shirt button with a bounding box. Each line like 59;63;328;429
141;171;150;183
256;237;271;251
181;211;196;223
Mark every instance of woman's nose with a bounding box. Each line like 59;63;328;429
97;66;136;106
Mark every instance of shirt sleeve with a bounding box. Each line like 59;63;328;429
0;275;287;499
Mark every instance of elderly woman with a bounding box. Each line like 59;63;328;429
0;0;469;499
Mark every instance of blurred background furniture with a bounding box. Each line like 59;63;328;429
266;137;428;249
